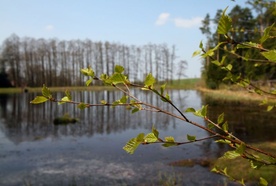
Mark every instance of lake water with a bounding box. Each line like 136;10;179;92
0;89;275;185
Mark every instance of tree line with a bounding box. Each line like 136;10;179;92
0;35;187;87
200;0;276;89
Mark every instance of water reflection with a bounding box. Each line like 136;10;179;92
1;90;273;185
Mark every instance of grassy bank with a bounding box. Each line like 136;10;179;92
0;78;201;94
197;87;276;105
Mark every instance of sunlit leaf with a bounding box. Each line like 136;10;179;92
101;100;107;104
223;150;240;159
144;73;155;88
250;160;264;169
120;95;128;104
109;73;126;84
187;134;196;141
215;139;231;144
235;143;246;154
30;96;48;104
261;50;276;62
165;136;175;142
65;90;71;100
260;23;275;44
217;7;232;35
222;121;228;132
81;67;94;77
259;177;268;186
152;127;159;138
160;83;166;95
123;133;145;154
58;96;70;105
85;78;93;86
192;49;201;57
185;107;196;113
217;113;224;124
114;65;124;73
267;105;274;111
144;133;158;143
42;84;52;98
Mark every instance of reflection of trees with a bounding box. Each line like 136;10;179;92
0;90;191;144
201;93;276;143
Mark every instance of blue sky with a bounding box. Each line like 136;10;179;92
0;0;247;78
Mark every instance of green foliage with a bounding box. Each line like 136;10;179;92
217;7;232;35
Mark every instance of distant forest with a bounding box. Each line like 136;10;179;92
0;35;187;87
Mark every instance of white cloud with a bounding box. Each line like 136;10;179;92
155;13;170;26
173;17;203;28
45;24;54;31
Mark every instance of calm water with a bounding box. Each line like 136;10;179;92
0;90;275;185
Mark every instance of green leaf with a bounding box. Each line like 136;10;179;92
100;100;107;104
215;139;231;144
237;42;259;49
185;107;196;113
194;105;208;118
144;133;158;143
85;78;93;86
42;84;52;98
217;7;232;35
109;73;127;84
217;113;224;124
65;90;71;100
165;136;175;142
192;49;201;57
222;121;228;132
267;105;274;111
187;134;196;142
261;50;276;62
30;96;48;104
259;177;268;186
131;107;140;114
260;23;275;44
120;95;128;104
123;133;144;154
235;143;246;154
208;123;215;129
77;102;88;110
199;41;203;50
114;65;124;73
160;83;166;95
152;127;159;138
144;73;155;88
223;150;240;159
81;67;94;77
162;143;177;147
250;160;264;169
58;96;70;105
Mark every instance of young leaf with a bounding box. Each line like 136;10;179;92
58;96;70;105
77;102;88;110
100;100;107;104
261;50;276;62
160;83;166;95
222;121;228;132
217;113;224;124
114;65;124;73
81;67;94;77
187;134;196;142
259;177;268;186
144;133;158;143
109;73;126;84
185;107;196;113
30;96;48;104
152;127;159;138
267;105;274;111
165;136;175;142
120;95;128;104
65;90;71;100
235;143;246;154
123;133;144;154
223;150;240;159
42;84;52;98
144;73;155;88
85;78;93;86
217;7;232;35
131;107;140;114
260;23;275;44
